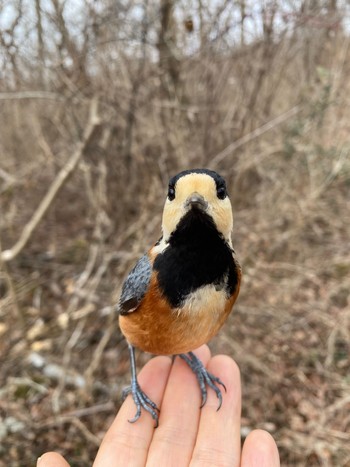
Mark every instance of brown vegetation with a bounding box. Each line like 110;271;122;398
0;1;349;465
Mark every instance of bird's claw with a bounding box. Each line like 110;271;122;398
179;352;226;410
199;370;226;410
123;381;160;427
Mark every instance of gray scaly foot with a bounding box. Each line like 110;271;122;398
124;343;159;427
179;351;226;410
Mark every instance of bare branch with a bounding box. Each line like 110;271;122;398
209;105;301;169
0;91;64;101
1;97;101;262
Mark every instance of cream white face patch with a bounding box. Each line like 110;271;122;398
161;173;233;241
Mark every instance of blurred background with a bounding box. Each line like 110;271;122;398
0;0;349;465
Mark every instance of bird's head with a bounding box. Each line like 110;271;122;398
161;169;233;244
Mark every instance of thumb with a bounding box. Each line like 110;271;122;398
37;452;70;467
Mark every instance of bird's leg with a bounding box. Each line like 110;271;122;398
179;351;226;410
122;343;159;427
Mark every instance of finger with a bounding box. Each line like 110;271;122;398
93;355;172;467
146;345;211;467
37;452;70;467
241;429;280;467
190;355;241;467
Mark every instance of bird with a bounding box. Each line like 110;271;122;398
117;168;241;427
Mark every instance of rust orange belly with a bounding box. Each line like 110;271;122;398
119;275;239;355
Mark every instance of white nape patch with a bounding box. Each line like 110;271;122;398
177;284;227;317
151;237;169;256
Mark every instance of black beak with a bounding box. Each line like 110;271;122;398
185;193;208;211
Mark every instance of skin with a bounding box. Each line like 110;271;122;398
38;346;280;467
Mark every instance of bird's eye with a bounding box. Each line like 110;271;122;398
217;185;227;200
168;186;175;201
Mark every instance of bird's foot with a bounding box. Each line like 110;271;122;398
179;351;226;410
122;381;160;427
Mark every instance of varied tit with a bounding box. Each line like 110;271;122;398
117;168;241;427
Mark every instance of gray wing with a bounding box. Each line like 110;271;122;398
117;254;151;315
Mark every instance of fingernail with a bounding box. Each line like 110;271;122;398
36;456;42;466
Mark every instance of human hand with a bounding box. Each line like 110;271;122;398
38;345;280;466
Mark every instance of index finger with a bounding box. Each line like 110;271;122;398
93;355;172;467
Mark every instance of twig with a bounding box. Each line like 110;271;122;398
0;167;16;183
70;418;101;446
6;377;48;395
1;97;101;262
0;91;64;101
0;239;23;325
36;402;113;426
84;312;114;389
35;402;115;445
52;319;87;414
37;415;102;446
209;105;301;169
64;401;114;419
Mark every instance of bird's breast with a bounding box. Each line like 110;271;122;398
176;283;228;318
119;274;237;355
